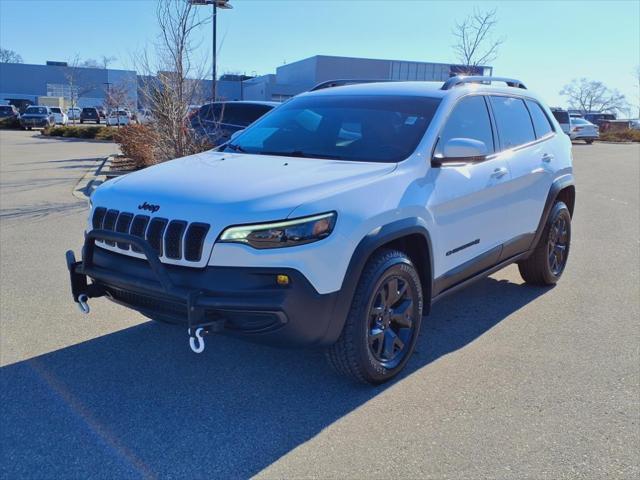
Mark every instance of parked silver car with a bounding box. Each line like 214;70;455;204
569;117;599;144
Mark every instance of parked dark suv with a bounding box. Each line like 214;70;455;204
584;112;616;128
0;105;20;120
19;106;54;130
191;101;277;145
80;107;101;124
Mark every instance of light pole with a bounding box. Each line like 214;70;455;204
103;82;113;126
103;82;112;106
189;0;233;103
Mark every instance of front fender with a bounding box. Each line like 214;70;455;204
320;217;434;345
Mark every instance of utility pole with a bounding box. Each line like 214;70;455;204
103;82;112;110
189;0;233;103
212;0;216;102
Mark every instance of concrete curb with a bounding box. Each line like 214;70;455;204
72;155;112;201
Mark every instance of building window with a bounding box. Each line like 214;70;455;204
391;62;401;80
46;83;78;100
408;63;417;80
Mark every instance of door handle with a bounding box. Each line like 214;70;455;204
491;167;508;179
542;153;554;163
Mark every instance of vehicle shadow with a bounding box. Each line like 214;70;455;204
0;276;548;479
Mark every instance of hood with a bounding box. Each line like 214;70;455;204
92;150;395;243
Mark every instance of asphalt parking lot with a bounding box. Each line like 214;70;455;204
0;129;638;479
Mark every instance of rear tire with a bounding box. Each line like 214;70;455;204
518;201;571;285
326;249;423;384
585;139;594;144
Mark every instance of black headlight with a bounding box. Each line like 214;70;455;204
219;212;337;249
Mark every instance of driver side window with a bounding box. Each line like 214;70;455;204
437;96;495;155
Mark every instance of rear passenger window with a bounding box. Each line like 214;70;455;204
525;100;554;138
489;96;536;149
438;95;494;154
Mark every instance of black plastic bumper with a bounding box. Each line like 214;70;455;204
21;119;48;127
66;229;341;347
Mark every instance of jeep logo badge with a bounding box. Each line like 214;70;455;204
138;201;160;213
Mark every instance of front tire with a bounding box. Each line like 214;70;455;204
518;201;571;285
585;139;594;144
326;249;423;384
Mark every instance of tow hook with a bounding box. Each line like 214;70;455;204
188;327;206;353
77;294;90;314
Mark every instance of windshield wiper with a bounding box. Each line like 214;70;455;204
225;143;248;153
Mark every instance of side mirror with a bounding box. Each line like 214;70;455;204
432;138;488;166
230;129;244;141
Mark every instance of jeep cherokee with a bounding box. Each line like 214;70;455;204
66;76;575;384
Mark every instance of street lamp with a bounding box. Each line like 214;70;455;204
189;0;233;103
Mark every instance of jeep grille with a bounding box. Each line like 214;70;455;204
91;207;210;263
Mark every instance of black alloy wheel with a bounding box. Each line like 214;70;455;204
367;275;416;369
548;214;569;276
518;200;571;285
326;249;423;384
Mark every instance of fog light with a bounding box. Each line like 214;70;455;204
276;274;290;286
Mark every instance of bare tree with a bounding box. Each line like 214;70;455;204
0;47;23;63
560;78;628;115
79;58;101;69
103;81;135;127
64;55;95;124
101;55;117;69
80;55;117;69
135;0;212;162
452;8;504;73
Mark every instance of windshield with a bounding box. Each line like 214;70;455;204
224;95;441;162
0;106;13;113
51;108;61;113
25;107;47;115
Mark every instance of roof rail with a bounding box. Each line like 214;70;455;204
442;76;527;90
309;79;390;92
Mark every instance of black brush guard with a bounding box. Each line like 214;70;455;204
66;229;225;339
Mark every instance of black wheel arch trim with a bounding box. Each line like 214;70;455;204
527;173;575;252
320;217;434;345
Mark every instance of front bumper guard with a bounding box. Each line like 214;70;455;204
66;229;225;352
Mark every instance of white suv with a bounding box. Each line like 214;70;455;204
66;76;574;384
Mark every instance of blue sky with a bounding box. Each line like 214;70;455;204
1;0;638;110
